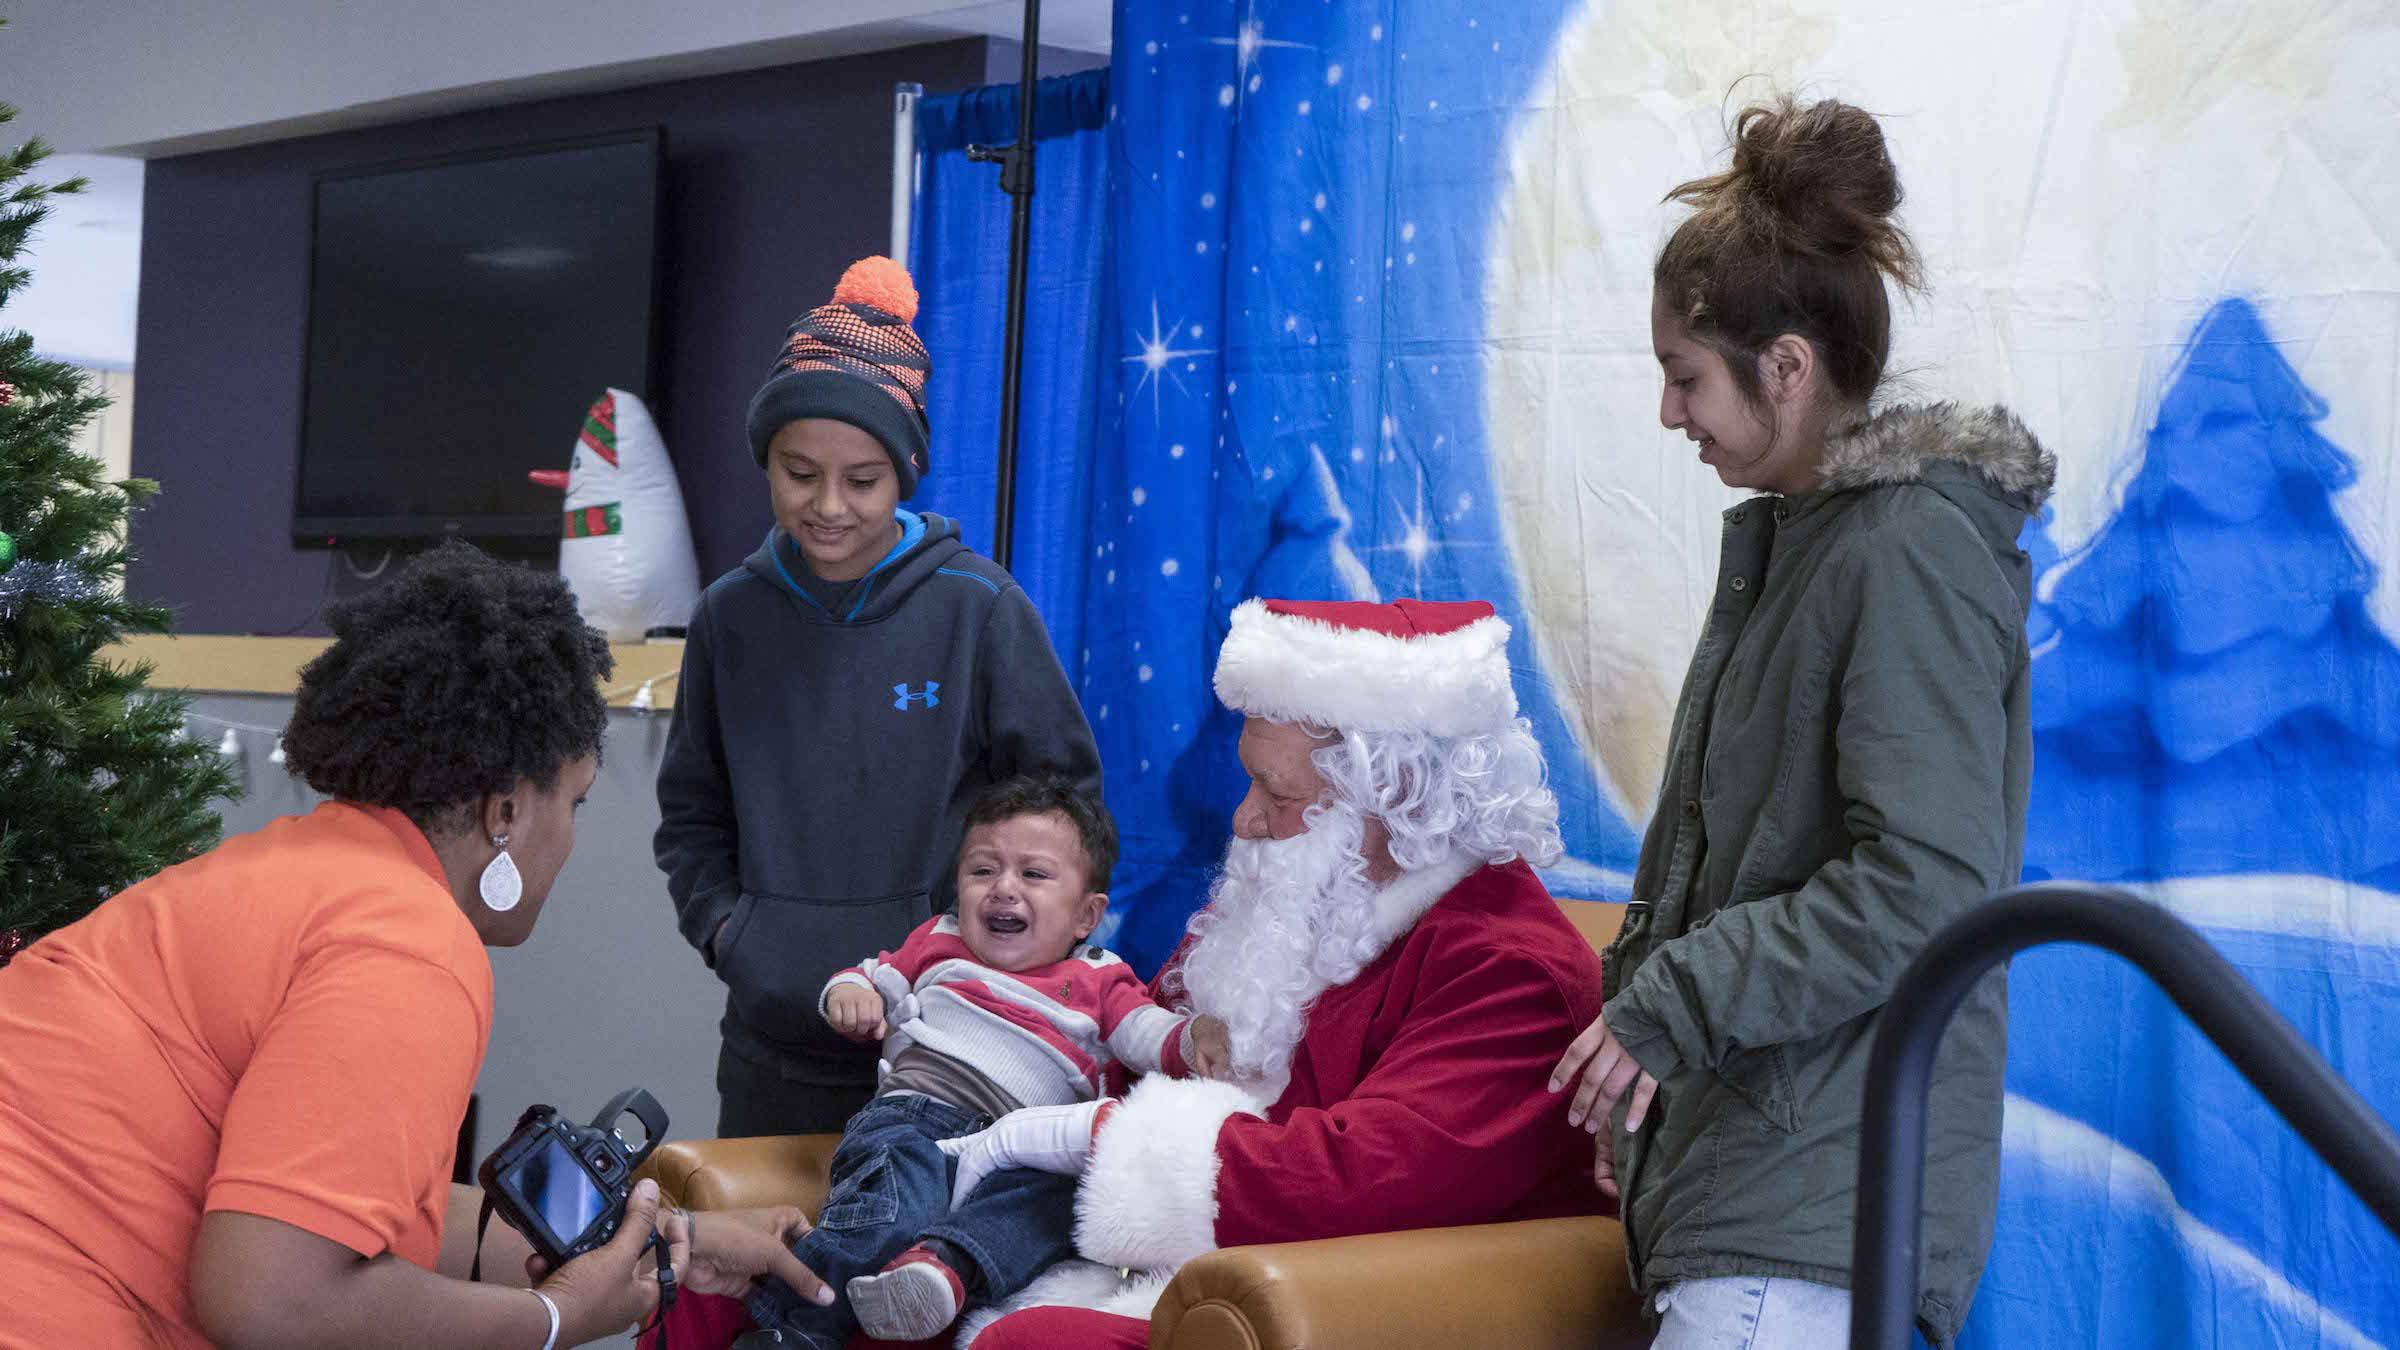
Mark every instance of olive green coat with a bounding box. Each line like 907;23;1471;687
1601;403;2055;1347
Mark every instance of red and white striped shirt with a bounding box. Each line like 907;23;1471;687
820;915;1194;1108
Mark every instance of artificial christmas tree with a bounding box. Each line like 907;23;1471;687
0;94;236;964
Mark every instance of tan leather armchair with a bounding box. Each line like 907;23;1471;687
639;901;1650;1349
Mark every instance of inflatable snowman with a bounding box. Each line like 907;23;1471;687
529;388;701;641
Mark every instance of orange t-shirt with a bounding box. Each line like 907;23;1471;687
0;802;493;1350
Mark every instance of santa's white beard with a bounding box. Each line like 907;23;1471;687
1175;797;1389;1081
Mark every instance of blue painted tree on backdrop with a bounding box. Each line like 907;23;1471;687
1967;298;2400;1348
2027;297;2400;885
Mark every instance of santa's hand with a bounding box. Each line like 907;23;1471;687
938;1099;1116;1206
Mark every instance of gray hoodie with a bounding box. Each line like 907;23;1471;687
655;510;1100;1083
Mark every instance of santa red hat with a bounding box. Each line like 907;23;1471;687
1212;598;1519;738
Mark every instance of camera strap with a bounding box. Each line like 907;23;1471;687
470;1191;498;1284
639;1227;678;1350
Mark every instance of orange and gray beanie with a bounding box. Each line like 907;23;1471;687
746;255;931;495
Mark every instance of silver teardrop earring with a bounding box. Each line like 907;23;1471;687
479;833;523;913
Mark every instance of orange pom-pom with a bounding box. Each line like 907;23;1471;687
831;256;920;323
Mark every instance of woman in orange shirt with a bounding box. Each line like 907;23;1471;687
0;543;826;1350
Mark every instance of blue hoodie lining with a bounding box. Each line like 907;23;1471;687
767;537;830;615
843;509;925;619
935;567;1001;595
768;510;926;622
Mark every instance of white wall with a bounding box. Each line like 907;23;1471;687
14;153;141;371
71;369;135;484
0;0;1110;156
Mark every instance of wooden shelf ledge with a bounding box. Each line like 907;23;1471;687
109;634;685;710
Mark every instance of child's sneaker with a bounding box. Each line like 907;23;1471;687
846;1245;967;1340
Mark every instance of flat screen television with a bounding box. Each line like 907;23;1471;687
293;130;663;547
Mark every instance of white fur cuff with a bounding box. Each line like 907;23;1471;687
1073;1074;1263;1271
956;1260;1175;1348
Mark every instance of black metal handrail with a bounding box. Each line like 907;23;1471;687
1852;883;2400;1349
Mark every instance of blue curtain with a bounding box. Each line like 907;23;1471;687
916;26;1632;970
914;12;1643;979
913;71;1244;971
910;71;1110;699
1087;2;1649;974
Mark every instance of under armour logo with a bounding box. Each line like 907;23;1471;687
893;681;941;711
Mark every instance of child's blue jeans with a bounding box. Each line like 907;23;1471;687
740;1091;1080;1349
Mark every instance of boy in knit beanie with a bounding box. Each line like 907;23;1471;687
654;257;1102;1137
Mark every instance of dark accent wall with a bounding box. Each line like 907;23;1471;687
128;41;998;634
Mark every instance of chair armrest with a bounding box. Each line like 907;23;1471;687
1150;1216;1647;1350
637;1135;844;1216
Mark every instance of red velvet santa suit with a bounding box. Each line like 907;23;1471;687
957;850;1605;1348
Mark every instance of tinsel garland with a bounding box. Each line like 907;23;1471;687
0;557;103;621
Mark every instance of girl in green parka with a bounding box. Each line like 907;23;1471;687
1548;96;2055;1349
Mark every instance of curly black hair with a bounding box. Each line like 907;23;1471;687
281;541;614;836
963;775;1117;892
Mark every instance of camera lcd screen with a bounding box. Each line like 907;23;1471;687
517;1137;608;1248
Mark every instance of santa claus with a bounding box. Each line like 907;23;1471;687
939;596;1608;1348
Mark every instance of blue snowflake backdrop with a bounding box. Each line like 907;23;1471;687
917;3;1642;975
906;5;2400;1347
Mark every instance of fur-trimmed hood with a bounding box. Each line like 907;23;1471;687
1816;402;2055;510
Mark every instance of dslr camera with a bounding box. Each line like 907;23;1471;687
477;1087;668;1267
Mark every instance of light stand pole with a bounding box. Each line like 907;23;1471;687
963;0;1042;569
